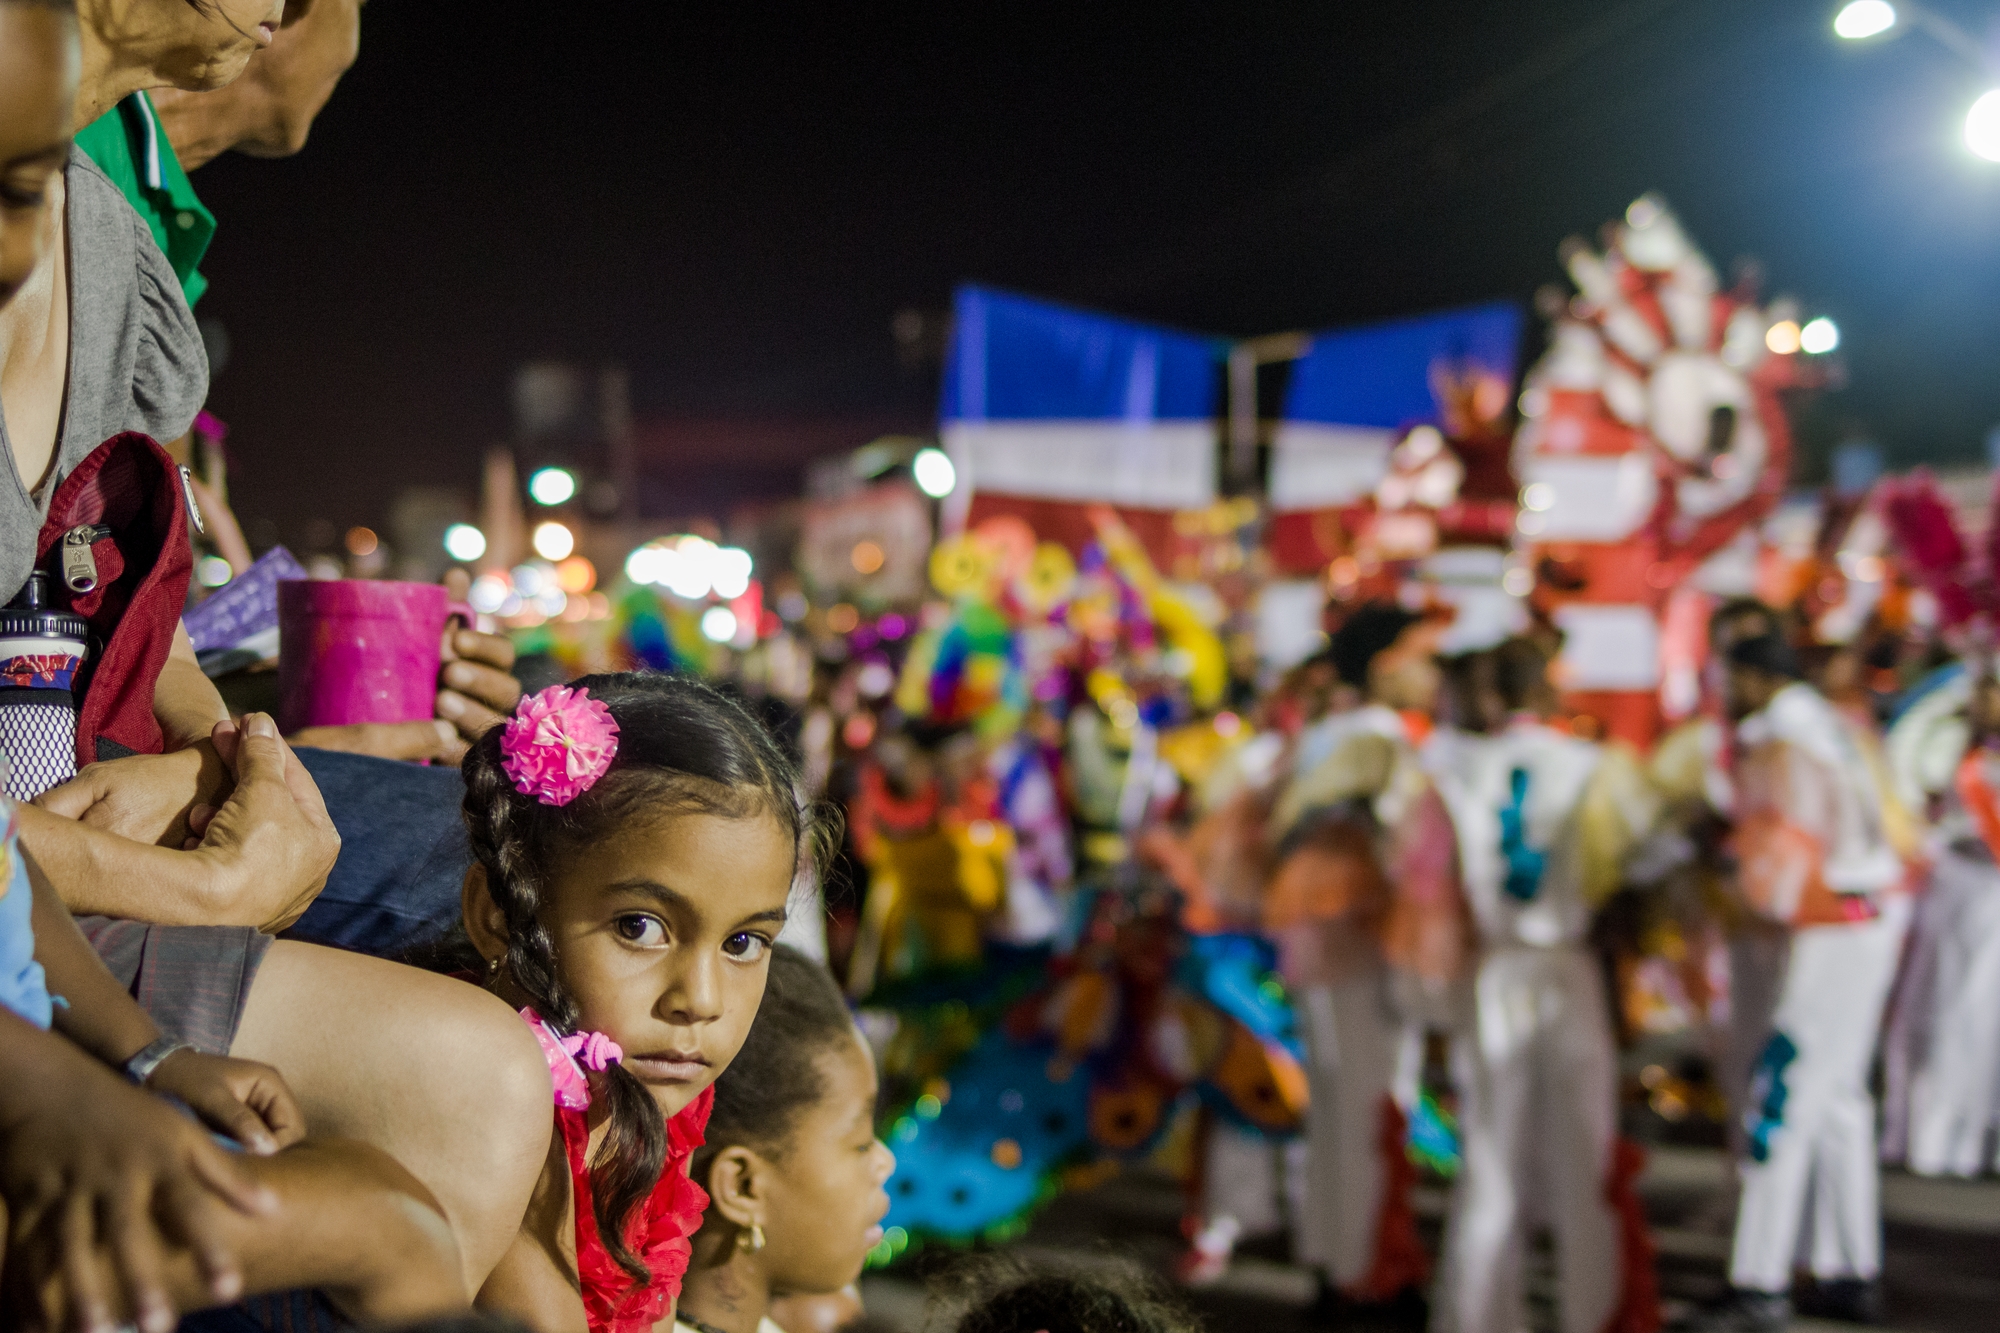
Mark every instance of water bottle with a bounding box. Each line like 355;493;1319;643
0;570;88;800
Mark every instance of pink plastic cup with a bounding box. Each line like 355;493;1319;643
278;580;473;733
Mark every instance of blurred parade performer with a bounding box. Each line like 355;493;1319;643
1251;603;1457;1323
1875;471;2000;1183
1427;638;1659;1333
1682;633;1914;1331
1884;661;2000;1178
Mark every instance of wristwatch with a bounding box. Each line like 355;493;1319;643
123;1037;194;1086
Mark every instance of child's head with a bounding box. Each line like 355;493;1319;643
0;0;77;309
459;672;829;1277
688;945;893;1298
939;1256;1203;1333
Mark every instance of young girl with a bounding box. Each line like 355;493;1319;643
451;673;828;1333
672;944;893;1333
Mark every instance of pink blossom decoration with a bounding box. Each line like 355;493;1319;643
500;684;620;806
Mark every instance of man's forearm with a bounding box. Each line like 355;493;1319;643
157;624;232;750
16;804;246;926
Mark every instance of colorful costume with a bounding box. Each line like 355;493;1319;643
1882;671;2000;1177
1266;703;1445;1304
1722;682;1911;1297
1424;718;1657;1333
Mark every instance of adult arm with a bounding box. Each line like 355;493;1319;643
33;623;236;848
24;714;338;930
157;623;232;752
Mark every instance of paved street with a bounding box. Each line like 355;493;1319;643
859;1148;2000;1331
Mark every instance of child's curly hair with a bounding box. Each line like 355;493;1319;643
932;1254;1205;1333
457;671;836;1285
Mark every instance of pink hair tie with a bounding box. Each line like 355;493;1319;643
519;1008;623;1110
500;684;620;806
564;1029;624;1072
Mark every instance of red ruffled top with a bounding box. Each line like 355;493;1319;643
559;1085;714;1333
511;1002;714;1333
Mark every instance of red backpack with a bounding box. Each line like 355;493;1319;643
32;432;194;765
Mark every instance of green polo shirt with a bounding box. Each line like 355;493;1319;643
71;92;215;307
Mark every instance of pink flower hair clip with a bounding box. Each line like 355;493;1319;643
500;684;620;806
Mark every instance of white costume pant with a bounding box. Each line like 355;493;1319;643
1294;974;1414;1289
1199;1118;1306;1240
1893;850;2000;1177
1728;896;1911;1291
1436;946;1621;1333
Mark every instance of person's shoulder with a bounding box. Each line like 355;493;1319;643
65;148;137;234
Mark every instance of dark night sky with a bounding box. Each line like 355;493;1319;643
191;0;2000;547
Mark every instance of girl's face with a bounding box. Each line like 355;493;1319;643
541;808;795;1118
760;1034;895;1295
0;5;76;306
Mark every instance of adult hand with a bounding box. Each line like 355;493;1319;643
34;743;231;849
142;1050;306;1158
435;628;520;743
0;1014;277;1333
184;715;339;933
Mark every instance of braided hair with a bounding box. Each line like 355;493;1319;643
457;671;834;1285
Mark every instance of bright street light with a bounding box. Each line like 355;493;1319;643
443;523;487;562
528;467;578;506
1968;90;2000;161
912;447;957;498
1800;316;1841;354
532;521;575;561
1834;1;1897;40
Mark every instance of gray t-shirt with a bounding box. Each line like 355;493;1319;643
0;150;208;603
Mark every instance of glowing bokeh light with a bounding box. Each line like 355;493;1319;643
443;523;486;562
912;447;957;498
700;606;738;643
528;467;578;506
531;522;575;561
1800;316;1840;355
1833;1;1896;40
1967;90;2000;162
1765;320;1803;355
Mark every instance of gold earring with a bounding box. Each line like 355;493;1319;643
737;1223;765;1254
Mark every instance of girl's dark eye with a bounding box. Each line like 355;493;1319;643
721;932;770;962
613;915;667;947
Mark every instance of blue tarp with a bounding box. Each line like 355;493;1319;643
1282;300;1523;428
941;284;1221;424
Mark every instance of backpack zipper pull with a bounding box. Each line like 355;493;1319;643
61;525;109;594
179;465;205;537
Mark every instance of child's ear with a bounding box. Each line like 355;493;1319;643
704;1145;770;1232
461;864;510;967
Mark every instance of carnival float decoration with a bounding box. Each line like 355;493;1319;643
1514;194;1808;745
